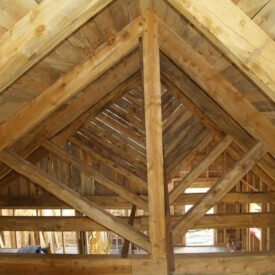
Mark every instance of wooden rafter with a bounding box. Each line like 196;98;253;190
0;52;141;190
169;135;233;204
158;17;275;157
0;15;143;152
160;48;275;183
0;0;113;95
172;142;267;243
0;150;151;253
167;0;275;103
41;141;148;211
52;73;141;145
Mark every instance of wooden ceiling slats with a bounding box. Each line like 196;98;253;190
69;134;148;190
0;0;274;128
72;131;147;181
107;105;145;132
0;51;141;191
164;116;200;158
96;112;146;147
166;123;208;172
85;121;146;163
159;18;275;156
92;118;146;155
167;132;213;182
103;109;145;138
79;127;147;173
160;54;275;181
0;0;113;95
42;140;148;211
167;0;275;103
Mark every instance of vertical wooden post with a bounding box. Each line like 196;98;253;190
142;9;168;264
75;211;86;254
121;205;136;258
270;203;275;250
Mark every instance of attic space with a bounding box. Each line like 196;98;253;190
0;0;274;274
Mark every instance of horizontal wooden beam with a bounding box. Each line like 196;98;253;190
173;252;275;274
1;192;274;209
0;253;274;275
0;15;142;152
0;150;151;252
0;0;112;95
1;213;274;231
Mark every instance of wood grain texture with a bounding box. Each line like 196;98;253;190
42;141;148;211
142;10;166;259
1;212;275;231
167;0;275;103
169;135;233;203
172;142;267;242
0;150;151;252
1;191;274;209
158;17;275;156
0;253;274;275
0;0;113;95
0;16;142;152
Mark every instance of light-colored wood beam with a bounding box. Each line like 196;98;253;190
167;0;275;103
173;142;266;244
0;253;274;275
41;141;148;211
158;17;275;157
0;150;151;253
169;135;232;204
172;142;267;243
0;16;143;152
2;191;274;209
160;46;275;184
1;212;275;231
142;10;167;259
0;0;113;95
0;69;141;191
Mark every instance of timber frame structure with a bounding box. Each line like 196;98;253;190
0;0;275;274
